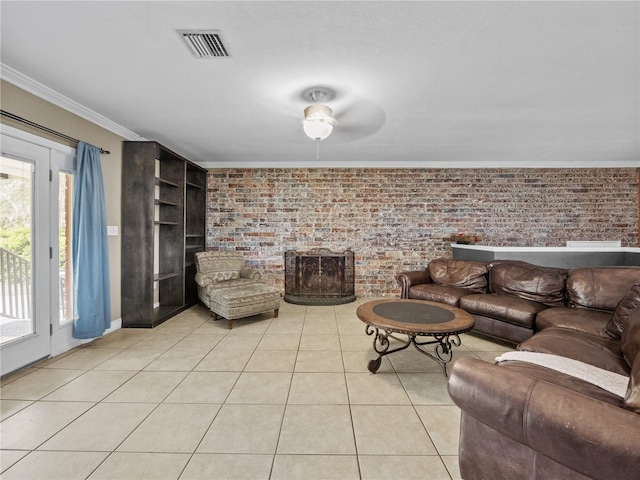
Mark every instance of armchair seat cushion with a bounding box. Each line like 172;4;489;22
209;278;260;290
197;278;261;308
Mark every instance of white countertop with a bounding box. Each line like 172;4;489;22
451;244;640;253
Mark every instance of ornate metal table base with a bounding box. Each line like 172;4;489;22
357;299;475;378
365;325;463;377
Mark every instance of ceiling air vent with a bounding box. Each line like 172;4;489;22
178;30;230;58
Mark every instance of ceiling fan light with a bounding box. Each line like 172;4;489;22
303;119;333;141
303;104;333;141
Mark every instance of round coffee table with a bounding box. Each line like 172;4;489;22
357;299;474;376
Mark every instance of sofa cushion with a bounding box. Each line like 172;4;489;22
471;314;536;344
518;327;630;376
567;267;640;312
623;305;640;421
407;283;472;307
535;307;610;338
621;311;640;368
460;293;548;329
428;258;488;293
209;270;240;282
606;284;640;340
195;252;244;272
489;261;567;307
623;354;640;413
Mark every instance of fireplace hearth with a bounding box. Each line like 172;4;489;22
284;248;356;305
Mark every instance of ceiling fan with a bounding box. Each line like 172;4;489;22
302;90;334;141
297;86;386;146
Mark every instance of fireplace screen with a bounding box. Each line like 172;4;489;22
284;248;356;305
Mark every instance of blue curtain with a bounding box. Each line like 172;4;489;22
72;142;111;339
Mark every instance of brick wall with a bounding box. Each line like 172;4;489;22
206;168;639;297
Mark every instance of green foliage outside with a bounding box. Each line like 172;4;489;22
0;227;31;260
1;163;70;269
0;227;68;268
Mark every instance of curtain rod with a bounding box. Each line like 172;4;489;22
0;110;111;154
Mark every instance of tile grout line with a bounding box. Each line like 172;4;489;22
268;304;306;479
339;305;365;480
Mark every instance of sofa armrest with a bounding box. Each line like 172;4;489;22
240;267;261;280
396;269;431;299
195;272;215;288
448;357;640;480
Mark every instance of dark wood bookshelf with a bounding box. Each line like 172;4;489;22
121;141;207;328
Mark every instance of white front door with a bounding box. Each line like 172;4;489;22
0;126;76;376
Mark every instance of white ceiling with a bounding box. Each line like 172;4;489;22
1;1;638;169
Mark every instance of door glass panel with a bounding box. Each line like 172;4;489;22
58;171;74;324
0;156;34;345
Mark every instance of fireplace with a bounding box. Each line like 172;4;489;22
284;248;356;305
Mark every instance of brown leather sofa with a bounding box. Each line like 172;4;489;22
397;258;640;344
447;281;640;480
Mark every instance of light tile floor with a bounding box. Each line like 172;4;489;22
0;299;513;480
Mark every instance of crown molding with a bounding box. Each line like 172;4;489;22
1;63;145;141
198;159;640;169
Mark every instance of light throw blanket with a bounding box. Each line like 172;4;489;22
495;351;629;398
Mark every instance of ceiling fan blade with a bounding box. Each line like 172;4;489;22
331;97;386;141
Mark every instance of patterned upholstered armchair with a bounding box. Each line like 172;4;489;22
194;251;280;328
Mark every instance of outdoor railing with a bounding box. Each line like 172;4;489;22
0;246;31;319
0;247;69;323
